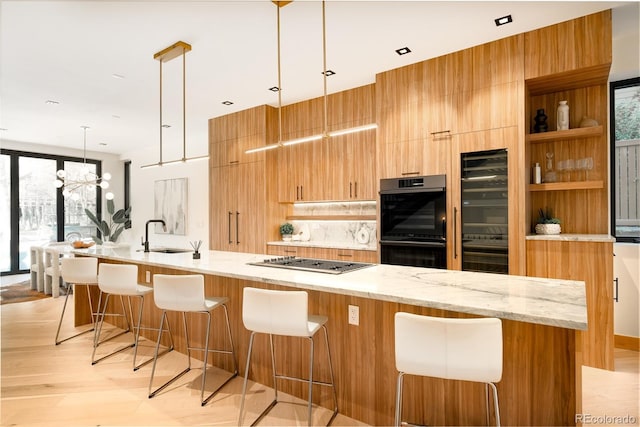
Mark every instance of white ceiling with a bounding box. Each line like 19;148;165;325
0;1;626;158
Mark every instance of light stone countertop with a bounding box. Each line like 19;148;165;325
525;234;615;242
74;246;588;331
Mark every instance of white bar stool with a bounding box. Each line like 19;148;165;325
92;263;162;370
394;312;503;427
55;257;100;345
29;246;44;291
148;274;237;406
238;287;338;427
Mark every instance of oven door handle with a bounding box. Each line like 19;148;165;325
380;240;446;248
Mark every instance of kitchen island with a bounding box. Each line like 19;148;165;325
73;246;587;426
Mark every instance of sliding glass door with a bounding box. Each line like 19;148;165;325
1;149;102;275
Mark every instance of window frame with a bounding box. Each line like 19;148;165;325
609;77;640;243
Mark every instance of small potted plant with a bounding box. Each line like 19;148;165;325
279;223;294;241
535;208;561;235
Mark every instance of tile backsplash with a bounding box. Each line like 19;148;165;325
277;201;377;249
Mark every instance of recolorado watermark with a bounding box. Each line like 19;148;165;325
576;413;638;425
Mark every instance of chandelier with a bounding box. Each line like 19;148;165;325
54;126;114;201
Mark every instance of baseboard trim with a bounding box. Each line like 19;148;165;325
615;334;640;351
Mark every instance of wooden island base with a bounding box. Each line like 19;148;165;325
75;260;581;426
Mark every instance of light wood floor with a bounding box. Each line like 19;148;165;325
1;295;638;426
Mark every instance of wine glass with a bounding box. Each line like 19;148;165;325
585;157;593;180
556;160;565;182
565;159;575;182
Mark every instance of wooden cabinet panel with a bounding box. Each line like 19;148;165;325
470;35;524;89
524;10;612;80
327;129;377;200
210;162;266;253
526;239;614;370
267;245;377;263
457;81;520;133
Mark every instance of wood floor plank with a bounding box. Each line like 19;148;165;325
1;294;637;426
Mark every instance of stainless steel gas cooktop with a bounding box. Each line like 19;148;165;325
248;256;373;275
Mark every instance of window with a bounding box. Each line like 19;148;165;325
0;149;103;275
610;77;640;242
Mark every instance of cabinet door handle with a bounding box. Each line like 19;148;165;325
300;185;303;200
401;171;420;176
614;277;619;302
355;182;358;198
235;211;240;244
229;160;239;165
284;249;297;254
453;206;458;259
338;252;353;258
228;211;233;244
350;182;352;198
296;185;300;200
430;130;451;135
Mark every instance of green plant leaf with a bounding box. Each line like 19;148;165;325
93;236;103;245
111;227;124;242
107;199;115;215
112;209;127;223
100;220;111;237
84;209;101;227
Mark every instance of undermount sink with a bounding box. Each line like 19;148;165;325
138;248;192;254
152;248;192;253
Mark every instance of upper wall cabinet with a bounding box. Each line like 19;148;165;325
277;85;376;202
376;35;523;180
524;10;612;80
209;105;278;167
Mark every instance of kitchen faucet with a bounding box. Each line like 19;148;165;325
144;219;167;252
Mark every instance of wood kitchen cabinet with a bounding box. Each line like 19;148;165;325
267;244;377;263
524;10;611;80
210;162;266;253
277;141;326;202
325;130;377;200
209;105;277;167
527;238;614;370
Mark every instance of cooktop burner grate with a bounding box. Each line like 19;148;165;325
248;256;373;274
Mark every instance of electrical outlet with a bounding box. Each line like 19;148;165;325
145;271;151;283
348;305;359;326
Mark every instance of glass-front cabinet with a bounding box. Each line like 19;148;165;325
460;149;508;273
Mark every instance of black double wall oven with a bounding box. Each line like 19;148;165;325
379;175;447;269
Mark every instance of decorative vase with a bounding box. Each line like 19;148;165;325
533;109;548;133
579;116;598;128
282;234;292;242
535;223;561;235
557;101;569;130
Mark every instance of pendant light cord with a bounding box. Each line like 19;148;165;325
277;4;283;145
322;0;328;137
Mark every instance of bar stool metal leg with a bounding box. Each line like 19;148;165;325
55;284;100;345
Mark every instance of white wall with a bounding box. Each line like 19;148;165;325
611;3;639;338
121;144;209;251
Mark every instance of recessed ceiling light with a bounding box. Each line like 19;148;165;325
45;100;60;105
395;47;411;56
222;101;234;105
269;86;280;92
99;142;108;146
111;73;125;79
322;70;336;76
494;15;513;26
161;124;171;128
